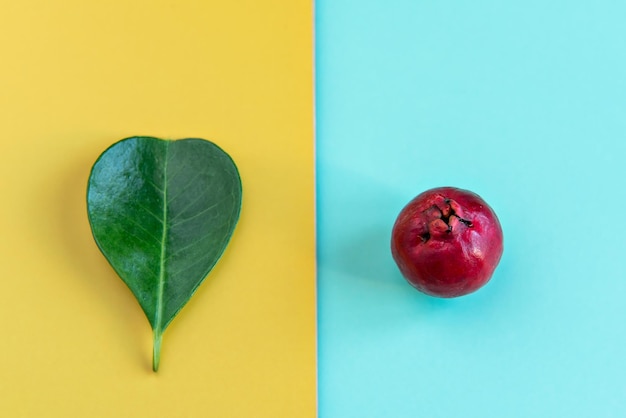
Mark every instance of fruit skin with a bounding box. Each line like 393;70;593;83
391;187;503;298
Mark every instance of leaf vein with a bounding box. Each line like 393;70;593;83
144;179;165;195
134;202;164;225
166;170;205;205
170;198;227;228
164;234;215;262
117;213;162;244
167;254;212;279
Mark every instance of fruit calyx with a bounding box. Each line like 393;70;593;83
419;195;473;243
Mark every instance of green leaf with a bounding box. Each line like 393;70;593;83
87;136;242;372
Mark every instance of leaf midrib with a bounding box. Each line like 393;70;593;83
155;141;170;335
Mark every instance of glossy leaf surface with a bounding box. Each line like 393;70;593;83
87;136;242;371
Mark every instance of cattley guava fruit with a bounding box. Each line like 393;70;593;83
391;187;503;298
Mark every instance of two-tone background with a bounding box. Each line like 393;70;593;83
2;1;625;416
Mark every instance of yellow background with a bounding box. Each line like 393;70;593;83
0;1;316;416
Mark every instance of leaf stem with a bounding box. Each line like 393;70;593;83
153;331;163;372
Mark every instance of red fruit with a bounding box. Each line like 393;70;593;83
391;187;503;298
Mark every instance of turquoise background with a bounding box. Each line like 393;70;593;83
316;1;626;417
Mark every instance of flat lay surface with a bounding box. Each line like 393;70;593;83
316;1;626;416
3;1;626;416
